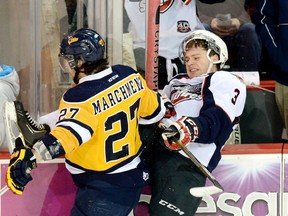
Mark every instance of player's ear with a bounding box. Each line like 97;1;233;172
211;54;219;62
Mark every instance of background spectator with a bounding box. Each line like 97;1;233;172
245;0;273;80
124;0;224;89
65;0;88;33
253;0;288;140
197;0;261;71
0;64;19;149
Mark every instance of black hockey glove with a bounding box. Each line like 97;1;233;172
6;138;37;195
162;117;200;151
163;97;176;118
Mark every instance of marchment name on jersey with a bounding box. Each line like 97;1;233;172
92;76;144;115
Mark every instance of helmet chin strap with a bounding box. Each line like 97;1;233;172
206;49;213;74
73;59;85;84
206;49;222;73
73;67;80;84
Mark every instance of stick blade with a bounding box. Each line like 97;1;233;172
190;186;223;197
4;101;25;154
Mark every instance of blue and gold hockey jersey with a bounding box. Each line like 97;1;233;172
49;65;165;173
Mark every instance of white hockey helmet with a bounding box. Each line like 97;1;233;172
179;29;228;69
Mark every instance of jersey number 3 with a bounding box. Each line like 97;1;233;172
231;88;240;105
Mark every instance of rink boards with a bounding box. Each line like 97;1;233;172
0;143;288;216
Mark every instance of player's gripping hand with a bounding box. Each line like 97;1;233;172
162;117;199;151
6;139;37;195
163;97;176;118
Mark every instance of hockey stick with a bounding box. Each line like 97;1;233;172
3;101;32;196
4;101;26;154
145;0;160;90
0;185;9;197
175;140;224;197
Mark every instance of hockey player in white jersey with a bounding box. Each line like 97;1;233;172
149;29;246;215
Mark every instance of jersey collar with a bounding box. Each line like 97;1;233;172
78;66;112;84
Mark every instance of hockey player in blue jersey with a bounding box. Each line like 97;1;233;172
5;28;166;216
149;29;247;215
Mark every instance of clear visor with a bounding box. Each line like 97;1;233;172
58;55;75;74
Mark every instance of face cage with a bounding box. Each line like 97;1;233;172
58;54;76;74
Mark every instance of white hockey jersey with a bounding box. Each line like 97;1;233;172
162;71;246;171
124;0;204;59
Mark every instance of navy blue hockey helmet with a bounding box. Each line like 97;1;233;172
59;28;105;73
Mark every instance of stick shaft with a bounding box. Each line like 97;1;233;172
145;0;160;90
175;140;224;191
0;185;9;197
